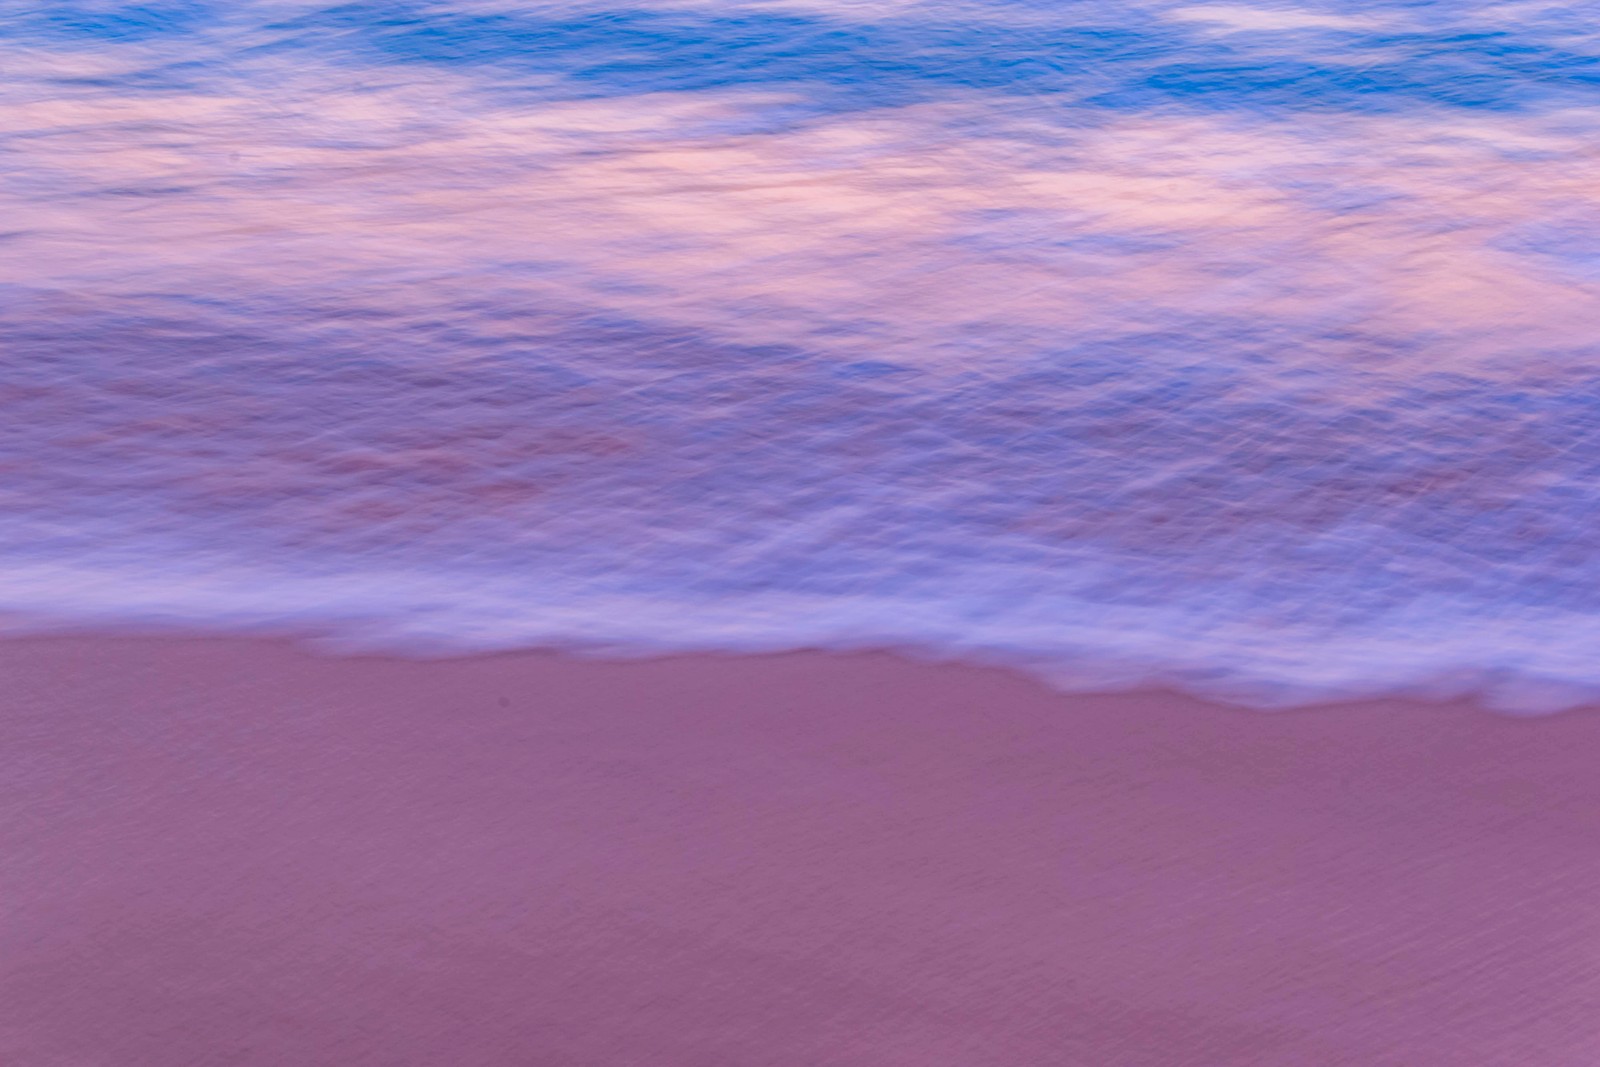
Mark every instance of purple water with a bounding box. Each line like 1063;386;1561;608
3;0;1600;708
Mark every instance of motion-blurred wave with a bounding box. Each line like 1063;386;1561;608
3;0;1600;709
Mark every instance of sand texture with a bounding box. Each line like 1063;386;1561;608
4;636;1599;1065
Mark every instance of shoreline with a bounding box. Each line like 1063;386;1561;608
5;633;1600;1064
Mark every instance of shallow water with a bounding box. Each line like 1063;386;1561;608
3;0;1600;708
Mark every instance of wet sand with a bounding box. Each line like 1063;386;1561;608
4;634;1599;1065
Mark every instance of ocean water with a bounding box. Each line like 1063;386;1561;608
3;0;1600;709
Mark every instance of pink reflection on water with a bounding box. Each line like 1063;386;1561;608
3;75;1597;372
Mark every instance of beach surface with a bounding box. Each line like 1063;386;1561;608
4;634;1599;1066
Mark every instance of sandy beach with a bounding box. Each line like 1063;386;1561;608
3;634;1599;1065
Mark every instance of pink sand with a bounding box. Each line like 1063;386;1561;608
4;635;1599;1065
